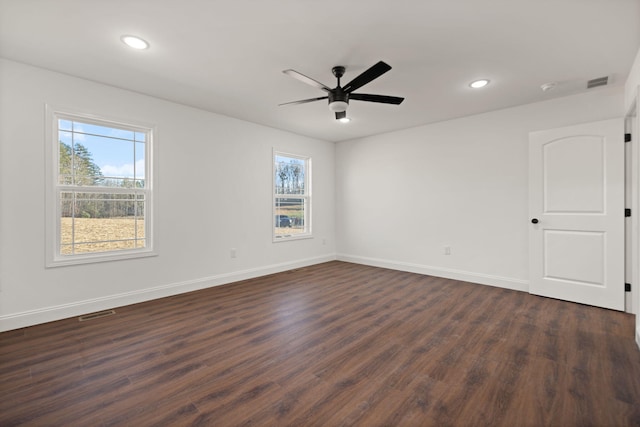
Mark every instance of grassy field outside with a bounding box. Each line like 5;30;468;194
61;212;304;251
275;205;305;236
60;217;145;254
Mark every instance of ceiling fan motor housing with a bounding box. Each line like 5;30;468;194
329;88;349;112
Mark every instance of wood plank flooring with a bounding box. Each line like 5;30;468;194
2;261;640;426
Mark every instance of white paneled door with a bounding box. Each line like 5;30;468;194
529;119;624;310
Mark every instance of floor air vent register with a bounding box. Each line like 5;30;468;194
78;310;116;322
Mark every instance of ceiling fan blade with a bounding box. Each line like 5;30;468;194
349;93;404;105
278;96;328;106
342;61;392;93
335;111;347;120
283;69;331;92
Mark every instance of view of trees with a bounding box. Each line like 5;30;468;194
59;141;144;219
275;158;305;195
59;141;103;185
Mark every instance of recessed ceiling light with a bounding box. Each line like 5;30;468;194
540;82;557;92
121;35;149;50
469;79;490;89
338;117;351;123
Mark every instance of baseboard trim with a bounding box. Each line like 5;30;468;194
336;253;529;293
0;254;336;332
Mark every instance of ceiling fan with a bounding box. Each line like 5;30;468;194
279;60;404;121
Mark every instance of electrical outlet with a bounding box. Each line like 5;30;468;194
444;246;451;255
230;248;237;258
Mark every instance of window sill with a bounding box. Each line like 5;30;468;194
46;249;158;268
273;234;313;243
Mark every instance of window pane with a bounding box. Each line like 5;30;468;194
135;132;146;142
58;119;73;131
57;119;146;187
135;141;145;182
71;240;138;254
60;195;74;246
58;138;74;184
83;136;134;183
59;192;146;255
72;122;135;141
275;197;306;237
275;156;306;195
135;198;145;217
71;138;106;186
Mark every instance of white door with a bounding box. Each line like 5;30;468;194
529;118;624;310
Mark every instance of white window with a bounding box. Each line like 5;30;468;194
274;151;311;241
46;108;155;266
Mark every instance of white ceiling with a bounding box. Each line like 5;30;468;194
1;0;639;142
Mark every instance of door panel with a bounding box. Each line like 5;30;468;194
543;230;604;285
529;119;624;310
543;136;604;213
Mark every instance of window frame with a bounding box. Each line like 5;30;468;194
273;150;312;242
45;106;157;267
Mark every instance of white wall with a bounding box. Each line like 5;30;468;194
0;59;336;331
625;47;640;113
336;87;624;291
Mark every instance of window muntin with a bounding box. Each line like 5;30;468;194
274;152;311;240
47;110;154;266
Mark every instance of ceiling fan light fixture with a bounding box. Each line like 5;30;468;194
121;35;149;50
469;79;490;89
329;100;348;112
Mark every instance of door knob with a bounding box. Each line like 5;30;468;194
531;218;539;224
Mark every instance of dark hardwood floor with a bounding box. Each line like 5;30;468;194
2;261;640;426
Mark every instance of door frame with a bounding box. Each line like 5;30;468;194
624;88;639;347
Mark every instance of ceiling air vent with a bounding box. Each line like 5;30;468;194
587;76;608;89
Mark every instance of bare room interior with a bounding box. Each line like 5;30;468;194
2;1;640;425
